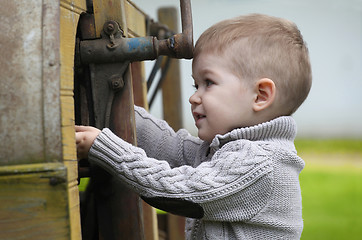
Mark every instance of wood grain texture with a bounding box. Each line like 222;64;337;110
0;163;69;240
60;1;86;239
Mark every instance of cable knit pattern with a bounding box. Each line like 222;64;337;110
88;106;305;239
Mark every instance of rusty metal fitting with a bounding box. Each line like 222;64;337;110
110;75;125;90
79;0;193;64
155;0;193;59
80;36;159;64
103;20;121;36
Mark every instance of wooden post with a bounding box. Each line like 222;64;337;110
75;1;159;239
159;8;184;131
83;1;145;239
60;1;87;239
132;61;159;240
158;7;186;240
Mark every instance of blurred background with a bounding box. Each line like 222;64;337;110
133;0;362;139
133;0;362;239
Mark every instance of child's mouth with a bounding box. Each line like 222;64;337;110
197;114;206;120
193;112;206;127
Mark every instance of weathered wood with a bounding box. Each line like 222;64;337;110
125;1;147;37
59;1;86;239
85;61;144;239
131;61;159;240
93;0;147;38
132;62;149;110
83;1;156;239
159;8;184;131
0;0;83;239
127;3;159;239
0;0;161;239
93;0;128;37
0;163;69;239
158;7;186;240
0;0;62;165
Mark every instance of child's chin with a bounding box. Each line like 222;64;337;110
198;134;212;143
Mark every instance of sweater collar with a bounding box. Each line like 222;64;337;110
209;116;297;152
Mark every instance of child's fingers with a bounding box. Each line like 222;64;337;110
75;125;89;132
75;131;84;144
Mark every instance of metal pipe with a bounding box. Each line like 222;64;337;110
80;36;160;64
79;0;193;64
157;0;194;59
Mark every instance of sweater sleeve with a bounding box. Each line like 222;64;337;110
134;106;202;168
88;128;273;221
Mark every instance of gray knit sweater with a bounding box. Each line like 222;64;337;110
89;106;304;239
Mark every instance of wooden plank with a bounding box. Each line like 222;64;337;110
0;0;81;239
60;2;85;91
125;1;147;37
93;0;147;38
0;163;69;240
93;0;128;36
42;0;62;162
0;0;57;165
60;0;87;15
132;62;149;110
59;1;87;239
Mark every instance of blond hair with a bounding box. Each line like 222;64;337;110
193;14;312;115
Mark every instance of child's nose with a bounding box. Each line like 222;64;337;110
189;91;201;105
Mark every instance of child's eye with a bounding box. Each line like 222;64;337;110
192;84;198;90
205;79;214;87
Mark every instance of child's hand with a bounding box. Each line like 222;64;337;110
75;125;101;160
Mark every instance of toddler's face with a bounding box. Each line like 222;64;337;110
190;53;256;143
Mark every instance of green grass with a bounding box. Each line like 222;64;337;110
296;139;362;239
300;164;362;239
295;139;362;154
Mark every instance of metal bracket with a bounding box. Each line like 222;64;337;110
89;62;129;129
75;16;130;130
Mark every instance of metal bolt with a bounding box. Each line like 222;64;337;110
107;23;114;32
104;21;118;36
110;75;124;90
49;177;65;186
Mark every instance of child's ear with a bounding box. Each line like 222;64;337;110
253;78;276;112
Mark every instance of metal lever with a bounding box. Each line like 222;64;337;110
79;0;193;64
